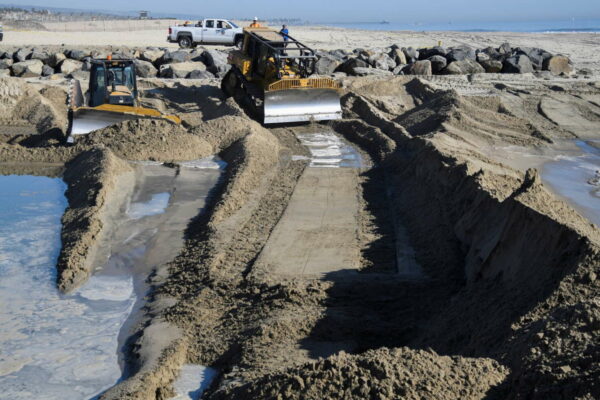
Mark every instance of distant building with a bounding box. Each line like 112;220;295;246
139;10;149;20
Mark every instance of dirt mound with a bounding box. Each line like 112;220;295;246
0;77;67;134
211;348;508;400
58;146;133;292
79;118;213;161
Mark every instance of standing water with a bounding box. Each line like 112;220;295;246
0;157;225;400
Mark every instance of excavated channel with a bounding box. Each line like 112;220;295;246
0;158;224;400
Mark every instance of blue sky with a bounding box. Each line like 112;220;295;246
8;0;600;22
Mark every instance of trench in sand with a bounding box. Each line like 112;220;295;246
0;158;224;400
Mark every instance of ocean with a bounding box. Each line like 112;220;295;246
322;19;600;33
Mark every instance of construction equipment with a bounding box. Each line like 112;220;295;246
67;58;181;143
221;27;342;124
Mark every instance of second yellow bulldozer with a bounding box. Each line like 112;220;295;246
67;57;180;143
221;26;342;124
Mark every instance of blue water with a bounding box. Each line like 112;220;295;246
324;19;600;33
0;175;136;400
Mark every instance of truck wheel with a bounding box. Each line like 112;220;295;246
234;36;243;50
178;36;192;49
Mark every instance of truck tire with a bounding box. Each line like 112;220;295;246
178;35;192;49
234;35;243;49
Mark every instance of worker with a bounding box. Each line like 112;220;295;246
280;24;289;42
183;20;190;27
249;17;262;28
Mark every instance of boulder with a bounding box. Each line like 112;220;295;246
60;59;84;75
68;70;89;80
67;49;90;61
30;49;50;64
480;47;502;60
390;48;407;65
188;70;215;79
160;61;207;78
402;47;419;63
419;46;447;60
476;52;490;63
11;60;43;77
337;58;368;74
517;47;552;70
315;55;341;75
329;49;348;61
13;48;31;62
161;50;191;64
134;59;158;78
498;42;512;55
446;46;476;62
479;59;503;73
0;69;10;77
543;55;573;75
81;57;93;72
41;64;54;77
351;67;393;77
48;53;66;68
0;58;13;69
428;55;447;74
201;49;230;75
369;53;396;70
141;48;165;64
502;55;534;74
443;59;485;75
407;60;432;76
392;64;406;75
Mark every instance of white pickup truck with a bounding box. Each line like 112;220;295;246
168;19;244;48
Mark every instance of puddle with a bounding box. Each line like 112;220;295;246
542;140;600;226
0;175;135;399
0;157;226;399
170;365;219;400
294;131;363;168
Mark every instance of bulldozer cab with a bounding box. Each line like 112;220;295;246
89;60;138;107
243;28;316;81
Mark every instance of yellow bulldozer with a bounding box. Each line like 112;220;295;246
67;57;180;143
221;27;342;124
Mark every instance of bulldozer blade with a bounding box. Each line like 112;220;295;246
68;108;138;136
264;89;342;124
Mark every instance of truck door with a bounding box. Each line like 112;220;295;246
216;20;235;44
202;19;219;43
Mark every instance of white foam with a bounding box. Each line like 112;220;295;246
171;365;219;400
127;192;171;219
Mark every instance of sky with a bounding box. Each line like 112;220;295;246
6;0;600;23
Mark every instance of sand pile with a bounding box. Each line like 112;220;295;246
211;348;508;400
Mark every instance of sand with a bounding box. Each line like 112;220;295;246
0;19;600;400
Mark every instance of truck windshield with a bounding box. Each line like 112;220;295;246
229;21;238;28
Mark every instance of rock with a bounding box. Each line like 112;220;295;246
498;42;512;55
160;61;207;78
351;67;393;76
11;60;44;77
428;55;447;74
0;69;10;77
476;52;490;63
369;53;396;70
0;58;13;69
407;60;432;76
543;55;573;76
446;46;476;62
337;58;368;74
41;64;54;77
68;70;88;80
81;57;93;72
0;51;10;59
60;59;84;75
332;72;347;79
390;48;407;65
518;47;553;70
161;50;191;64
141;49;165;63
30;49;50;64
502;55;534;74
328;49;348;61
585;271;597;283
481;47;502;60
48;53;66;68
134;59;158;78
479;59;503;73
315;55;341;75
13;48;31;62
402;47;419;63
201;49;230;75
392;64;406;75
443;59;485;75
112;50;134;60
419;46;447;60
67;49;90;61
188;70;215;79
